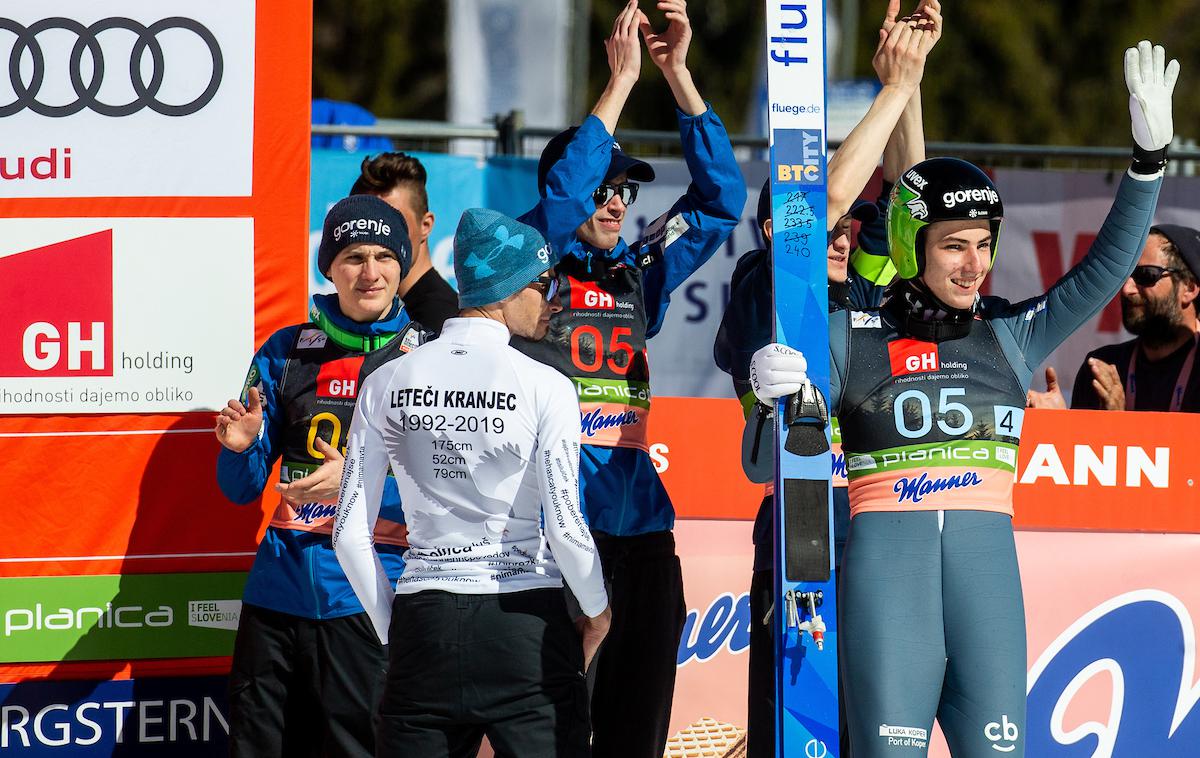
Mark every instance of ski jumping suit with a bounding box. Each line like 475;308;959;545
216;294;424;758
714;186;894;758
830;170;1161;758
334;317;608;758
516;109;746;757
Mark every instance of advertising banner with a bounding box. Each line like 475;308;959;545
0;573;244;664
0;219;254;414
1015;408;1200;532
667;522;1200;757
0;0;309;694
0;1;256;199
0;676;230;755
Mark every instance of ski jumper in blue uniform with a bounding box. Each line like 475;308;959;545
827;163;1161;758
714;183;894;758
218;294;425;758
515;108;745;757
216;194;429;758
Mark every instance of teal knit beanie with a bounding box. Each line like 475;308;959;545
453;209;553;308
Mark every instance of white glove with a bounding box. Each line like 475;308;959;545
1125;40;1179;152
749;343;808;405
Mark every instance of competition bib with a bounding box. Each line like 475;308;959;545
513;255;652;450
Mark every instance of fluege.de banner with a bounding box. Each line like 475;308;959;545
0;219;253;414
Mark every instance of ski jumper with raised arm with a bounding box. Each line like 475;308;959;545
830;171;1161;758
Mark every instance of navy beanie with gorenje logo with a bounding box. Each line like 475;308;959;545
317;195;412;279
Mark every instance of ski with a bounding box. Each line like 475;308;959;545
763;3;837;757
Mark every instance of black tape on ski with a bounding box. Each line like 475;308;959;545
784;382;830;456
783;478;830;583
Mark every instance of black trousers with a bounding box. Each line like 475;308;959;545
589;530;687;758
377;588;590;758
227;603;387;758
747;569;776;758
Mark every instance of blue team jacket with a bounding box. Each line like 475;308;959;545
520;106;747;536
216;295;409;619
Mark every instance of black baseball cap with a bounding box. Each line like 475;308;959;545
1150;224;1200;280
755;178;878;231
536;127;655;196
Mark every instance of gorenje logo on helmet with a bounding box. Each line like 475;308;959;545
942;188;1000;209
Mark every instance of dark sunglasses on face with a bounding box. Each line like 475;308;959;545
592;182;639;206
1130;264;1182;287
529;273;560;302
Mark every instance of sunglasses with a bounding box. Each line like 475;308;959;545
528;273;560;302
1130;264;1182;288
592;182;639;206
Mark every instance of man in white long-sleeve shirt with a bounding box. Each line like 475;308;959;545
334;207;611;757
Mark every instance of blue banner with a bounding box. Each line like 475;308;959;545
0;676;228;755
309;149;533;299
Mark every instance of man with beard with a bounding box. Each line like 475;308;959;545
1069;224;1200;411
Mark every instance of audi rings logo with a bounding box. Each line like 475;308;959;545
0;17;223;117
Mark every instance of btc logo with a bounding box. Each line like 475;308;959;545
0;231;113;377
777;163;821;182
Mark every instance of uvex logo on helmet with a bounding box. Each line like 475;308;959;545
332;218;391;243
0;231;113;378
942;188;1000;209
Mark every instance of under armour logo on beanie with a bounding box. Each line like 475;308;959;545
317;195;412;280
453;208;553;308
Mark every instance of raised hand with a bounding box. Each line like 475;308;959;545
276;437;345;506
1125;40;1179;152
882;0;942;43
911;0;942;46
639;0;692;74
872;15;935;91
215;386;264;453
605;0;643;85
